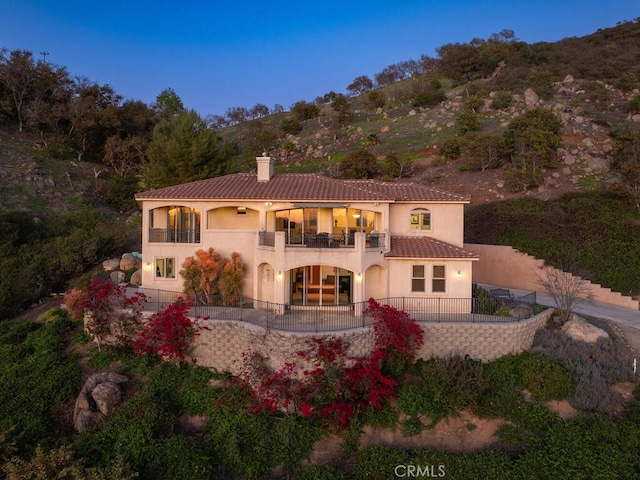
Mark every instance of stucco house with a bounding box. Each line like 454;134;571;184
135;156;479;313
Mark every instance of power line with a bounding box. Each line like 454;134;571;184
40;51;49;62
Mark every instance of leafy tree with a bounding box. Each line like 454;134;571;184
338;149;378;179
281;117;302;135
291;100;320;121
381;153;413;178
347;75;374;95
249;103;270;119
65;279;145;351
366;90;386;110
103;135;146;177
180;248;246;304
609;125;640;209
628;93;640;114
0;49;38;131
331;93;352;125
153;87;184;117
503;108;562;191
463;131;508;170
141;109;231;188
225;106;249;125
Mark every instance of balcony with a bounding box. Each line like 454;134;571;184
149;228;201;243
258;231;386;249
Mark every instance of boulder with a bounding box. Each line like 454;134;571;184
130;269;142;286
562;316;609;344
109;270;126;285
74;373;128;433
120;253;140;271
524;88;539;107
91;382;122;416
509;304;534;319
102;258;120;271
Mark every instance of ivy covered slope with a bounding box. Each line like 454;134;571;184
2;293;640;479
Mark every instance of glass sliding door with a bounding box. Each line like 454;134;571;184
289;266;352;306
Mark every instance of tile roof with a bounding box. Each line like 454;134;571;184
385;236;479;259
135;172;469;203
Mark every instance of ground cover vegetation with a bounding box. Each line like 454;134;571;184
1;299;638;479
2;17;640;479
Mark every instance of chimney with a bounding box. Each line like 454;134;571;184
256;154;274;182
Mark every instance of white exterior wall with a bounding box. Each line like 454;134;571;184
386;258;474;300
388;203;465;246
140;198;472;304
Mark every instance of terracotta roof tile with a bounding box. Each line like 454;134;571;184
135;173;469;203
385;236;479;259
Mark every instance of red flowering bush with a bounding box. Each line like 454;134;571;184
365;298;424;378
64;278;145;351
241;303;423;428
133;298;207;362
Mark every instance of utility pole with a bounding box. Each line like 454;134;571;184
40;51;49;63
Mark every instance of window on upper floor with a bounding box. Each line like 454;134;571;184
432;265;446;293
155;257;175;278
410;208;431;231
411;265;425;292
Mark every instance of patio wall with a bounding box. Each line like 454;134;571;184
465;243;639;310
187;307;554;372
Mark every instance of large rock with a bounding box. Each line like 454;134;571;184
74;373;128;433
103;258;120;271
120;253;140;271
562;316;609;344
130;269;142;286
109;270;126;284
524;88;539;107
91;382;122;416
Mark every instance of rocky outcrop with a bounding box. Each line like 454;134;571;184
74;372;128;433
120;253;141;271
562;315;609;344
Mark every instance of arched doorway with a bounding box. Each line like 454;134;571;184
289;265;353;306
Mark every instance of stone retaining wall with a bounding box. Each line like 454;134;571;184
187;308;554;371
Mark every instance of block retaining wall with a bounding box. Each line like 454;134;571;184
185;308;554;372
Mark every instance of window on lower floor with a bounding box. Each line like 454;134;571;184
411;265;425;292
432;265;446;292
155;257;175;278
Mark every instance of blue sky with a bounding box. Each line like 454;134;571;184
1;1;638;117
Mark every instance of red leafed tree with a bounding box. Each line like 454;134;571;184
180;248;246;304
133;298;207;362
64;278;145;352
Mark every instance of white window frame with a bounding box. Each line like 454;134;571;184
155;257;176;279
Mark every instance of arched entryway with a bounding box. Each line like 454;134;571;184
289;265;353;306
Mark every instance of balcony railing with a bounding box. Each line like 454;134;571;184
149;228;201;243
131;288;540;333
257;231;386;249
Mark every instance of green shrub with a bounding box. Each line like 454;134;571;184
402;415;424;436
280;117;302;135
615;72;638;92
364;402;398;429
439;136;463;160
628;93;640;114
492;90;513;109
456;110;481;134
0;320;81;456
